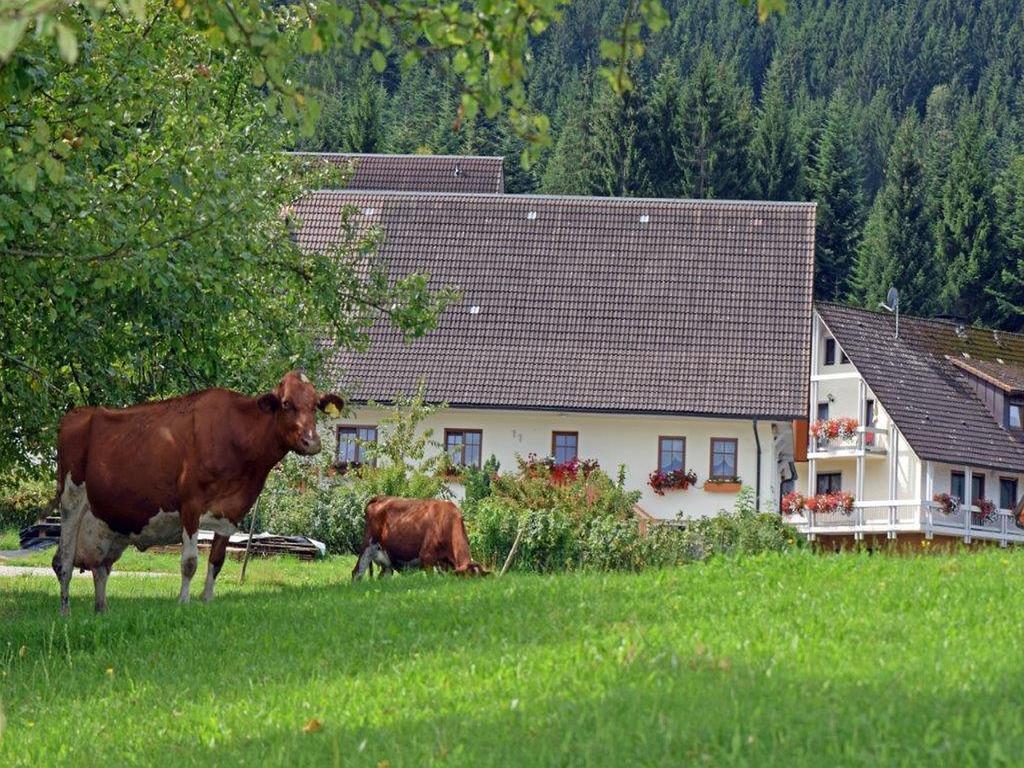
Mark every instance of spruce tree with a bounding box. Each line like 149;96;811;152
589;83;650;197
850;114;935;313
810;90;867;301
934;114;1003;324
992;155;1024;330
642;60;684;197
539;76;601;195
674;49;753;200
750;59;803;201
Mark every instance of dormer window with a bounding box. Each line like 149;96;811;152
1009;400;1023;430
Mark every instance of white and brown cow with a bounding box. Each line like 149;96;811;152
52;371;343;615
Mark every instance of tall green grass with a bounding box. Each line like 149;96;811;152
2;550;1023;766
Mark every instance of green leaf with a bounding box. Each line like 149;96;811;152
370;49;387;73
42;155;65;184
0;18;30;62
15;162;37;193
56;23;79;65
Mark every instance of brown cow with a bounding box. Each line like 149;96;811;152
52;371;343;615
351;496;486;580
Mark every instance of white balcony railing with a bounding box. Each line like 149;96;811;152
788;501;1024;545
807;426;888;459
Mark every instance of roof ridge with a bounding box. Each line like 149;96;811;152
817;301;1024;343
286;151;505;161
305;188;818;208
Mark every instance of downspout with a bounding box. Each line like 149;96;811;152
752;418;762;511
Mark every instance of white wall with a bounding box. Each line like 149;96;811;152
338;406;785;520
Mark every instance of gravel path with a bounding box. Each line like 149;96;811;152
0;565;170;578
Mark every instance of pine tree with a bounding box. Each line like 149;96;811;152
935;113;1002;324
750;58;802;201
850;114;935;313
342;69;386;153
810;90;867;301
642;60;684;197
674;49;753;199
992;155;1024;330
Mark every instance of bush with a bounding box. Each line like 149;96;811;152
0;475;53;530
677;489;802;562
466;497;580;572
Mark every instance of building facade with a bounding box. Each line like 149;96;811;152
792;303;1024;545
291;190;817;520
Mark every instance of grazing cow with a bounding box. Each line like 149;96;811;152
352;496;487;580
52;371;343;615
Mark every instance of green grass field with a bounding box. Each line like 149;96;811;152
2;547;1024;766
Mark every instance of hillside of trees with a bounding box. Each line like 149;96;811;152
294;0;1024;331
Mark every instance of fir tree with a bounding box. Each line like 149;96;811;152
674;49;753;199
810;90;867;301
590;83;650;197
935;114;1003;324
642;60;684;197
540;76;600;195
850;114;935;313
992;155;1024;330
751;58;802;201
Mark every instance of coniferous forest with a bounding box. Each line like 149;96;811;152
294;0;1024;331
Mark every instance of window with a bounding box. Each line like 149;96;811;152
951;471;985;504
840;350;849;365
552;432;578;463
658;437;685;472
1000;478;1019;511
1009;400;1023;430
337;425;377;466
864;400;876;446
709;438;738;479
445;429;482;469
824;338;836;366
817;402;830;421
816;472;842;494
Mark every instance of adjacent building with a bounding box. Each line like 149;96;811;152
292;189;816;519
792;303;1024;545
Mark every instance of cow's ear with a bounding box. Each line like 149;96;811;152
257;393;281;413
317;393;345;418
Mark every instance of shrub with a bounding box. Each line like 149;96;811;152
0;474;54;530
466;496;580;572
678;489;802;562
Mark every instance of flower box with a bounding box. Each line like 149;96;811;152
703;480;741;493
649;468;698;496
809;417;860;447
782;490;855;515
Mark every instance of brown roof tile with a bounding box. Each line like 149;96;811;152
288;153;504;193
948;357;1024;395
296;191;816;419
817;302;1024;473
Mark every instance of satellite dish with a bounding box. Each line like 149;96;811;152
886;287;899;310
878;286;900;339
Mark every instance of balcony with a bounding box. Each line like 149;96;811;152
807;426;889;460
787;500;1024;545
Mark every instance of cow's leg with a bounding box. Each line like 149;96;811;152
92;565;110;613
53;474;88;617
178;522;199;604
202;533;229;602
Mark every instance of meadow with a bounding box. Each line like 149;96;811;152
2;548;1024;767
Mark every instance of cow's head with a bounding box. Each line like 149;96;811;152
257;371;345;456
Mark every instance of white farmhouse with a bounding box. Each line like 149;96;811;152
292;189;816;520
793;303;1024;546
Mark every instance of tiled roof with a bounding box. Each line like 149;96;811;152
288;153;504;193
949;357;1024;395
817;303;1024;473
297;191;816;419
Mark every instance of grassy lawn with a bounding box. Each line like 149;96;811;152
2;547;1023;766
